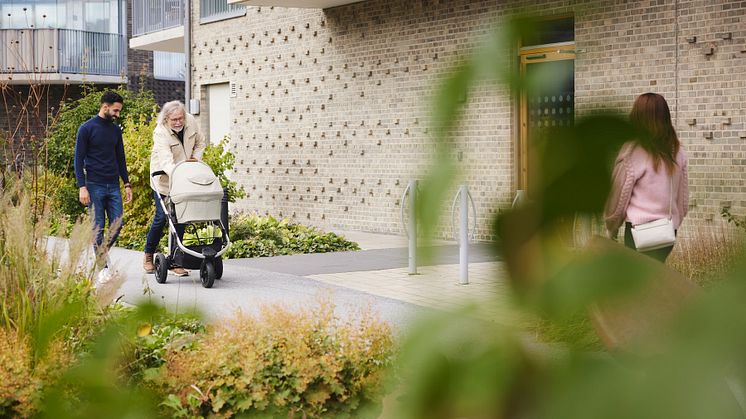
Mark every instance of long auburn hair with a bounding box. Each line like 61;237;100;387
629;93;680;173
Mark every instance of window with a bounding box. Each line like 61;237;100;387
0;0;122;34
154;51;185;81
200;0;244;23
520;17;574;47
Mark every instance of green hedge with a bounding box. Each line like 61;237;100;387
221;213;360;259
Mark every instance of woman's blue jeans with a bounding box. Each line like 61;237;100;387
145;190;185;255
86;181;123;263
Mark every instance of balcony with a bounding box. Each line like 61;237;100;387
227;0;365;7
130;0;184;52
0;29;126;84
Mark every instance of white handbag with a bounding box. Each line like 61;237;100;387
630;177;676;252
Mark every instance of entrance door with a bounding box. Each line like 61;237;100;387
518;43;575;193
207;82;231;144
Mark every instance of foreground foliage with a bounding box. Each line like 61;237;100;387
1;183;392;418
149;302;394;418
394;15;746;419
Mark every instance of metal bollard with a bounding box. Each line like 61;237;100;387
452;185;476;285
408;180;418;275
459;185;469;285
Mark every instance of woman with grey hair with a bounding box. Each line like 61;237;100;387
143;100;206;275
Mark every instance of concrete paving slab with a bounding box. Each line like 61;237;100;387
225;242;500;276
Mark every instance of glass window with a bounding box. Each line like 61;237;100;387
521;17;574;47
0;0;121;34
200;0;244;20
154;51;185;81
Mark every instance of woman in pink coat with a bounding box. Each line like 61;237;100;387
604;93;689;262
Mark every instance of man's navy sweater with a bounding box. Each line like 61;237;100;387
74;116;130;188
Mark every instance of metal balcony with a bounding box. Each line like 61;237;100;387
227;0;365;7
0;28;126;84
130;0;184;52
133;0;184;36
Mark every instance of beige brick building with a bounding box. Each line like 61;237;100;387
146;0;746;239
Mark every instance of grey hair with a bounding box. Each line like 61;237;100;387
157;100;187;126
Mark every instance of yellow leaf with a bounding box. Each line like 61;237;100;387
137;323;152;337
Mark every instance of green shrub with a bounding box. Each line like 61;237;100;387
124;313;206;384
0;329;72;417
46;86;156;175
150;301;395;418
117;113;158;250
44;86;157;224
201;137;246;203
221;213;360;259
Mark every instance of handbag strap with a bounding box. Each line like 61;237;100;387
668;175;673;220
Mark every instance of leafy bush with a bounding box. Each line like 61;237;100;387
116;114;158;250
150;301;395;418
42;86;244;252
223;213;360;259
44;86;157;224
46;86;156;175
201;137;246;202
0;329;72;417
125;314;206;384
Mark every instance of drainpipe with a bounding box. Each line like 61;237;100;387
184;0;191;109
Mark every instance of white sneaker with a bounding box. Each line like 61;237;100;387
96;267;111;286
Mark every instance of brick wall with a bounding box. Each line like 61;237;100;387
190;0;746;239
0;84;94;170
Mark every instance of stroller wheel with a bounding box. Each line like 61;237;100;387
200;260;215;288
154;253;168;284
215;257;223;280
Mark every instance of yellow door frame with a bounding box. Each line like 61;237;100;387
517;42;576;192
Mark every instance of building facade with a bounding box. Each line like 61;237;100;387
137;0;746;239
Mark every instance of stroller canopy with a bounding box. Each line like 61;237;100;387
169;161;224;223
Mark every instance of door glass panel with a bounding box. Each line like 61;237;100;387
524;58;574;192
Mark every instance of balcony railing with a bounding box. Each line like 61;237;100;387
201;0;245;21
132;0;183;37
154;51;185;81
0;29;126;77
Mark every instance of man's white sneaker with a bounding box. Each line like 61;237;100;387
96;267;112;286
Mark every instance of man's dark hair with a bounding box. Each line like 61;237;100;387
100;91;124;105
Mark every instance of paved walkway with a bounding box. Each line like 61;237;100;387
58;231;513;328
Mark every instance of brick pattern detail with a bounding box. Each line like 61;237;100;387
190;0;746;238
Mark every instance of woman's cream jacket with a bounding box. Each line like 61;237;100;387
150;113;206;195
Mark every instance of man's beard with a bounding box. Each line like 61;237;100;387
104;112;118;121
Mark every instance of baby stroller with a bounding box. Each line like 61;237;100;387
150;161;231;288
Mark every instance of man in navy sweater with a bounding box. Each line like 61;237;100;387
74;91;133;273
